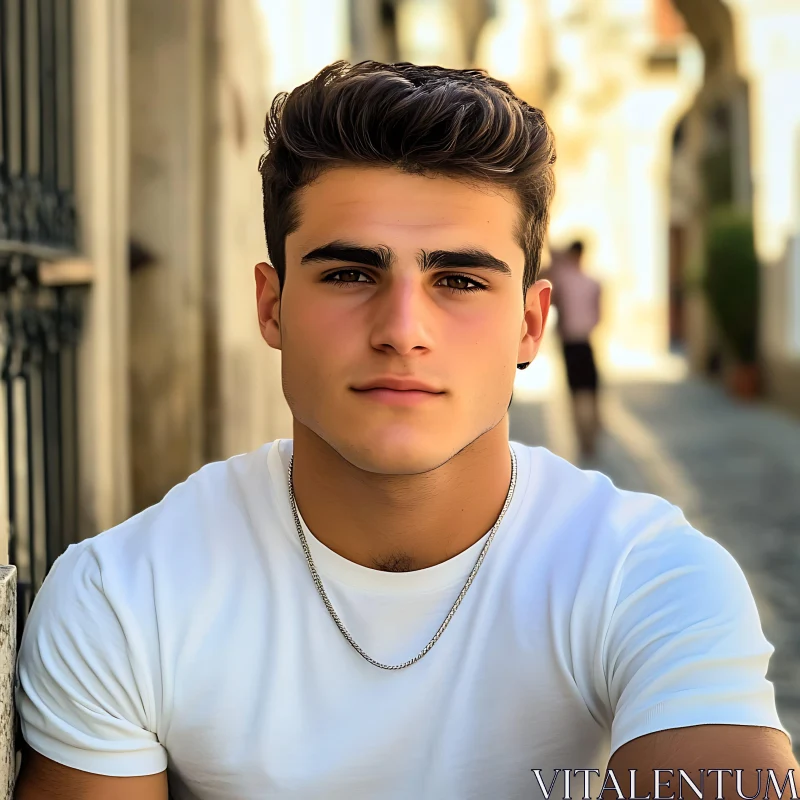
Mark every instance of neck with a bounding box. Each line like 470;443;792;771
289;420;514;572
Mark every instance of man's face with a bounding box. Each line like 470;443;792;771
256;165;550;474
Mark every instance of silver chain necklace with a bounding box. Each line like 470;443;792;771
287;445;517;670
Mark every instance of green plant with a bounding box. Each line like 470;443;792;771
702;207;759;364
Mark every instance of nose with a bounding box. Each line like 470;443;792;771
368;275;434;357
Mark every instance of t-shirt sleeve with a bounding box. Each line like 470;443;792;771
604;522;791;757
15;541;168;777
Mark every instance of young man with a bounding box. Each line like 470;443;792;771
14;61;796;799
547;240;603;460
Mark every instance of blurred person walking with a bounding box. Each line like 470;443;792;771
547;241;602;460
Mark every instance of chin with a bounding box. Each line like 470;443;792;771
333;427;456;476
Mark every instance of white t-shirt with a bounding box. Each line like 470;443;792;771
16;439;789;799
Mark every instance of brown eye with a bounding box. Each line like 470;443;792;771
323;270;372;285
439;274;486;294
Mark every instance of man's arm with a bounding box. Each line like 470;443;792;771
14;744;168;799
607;723;798;799
15;544;169;794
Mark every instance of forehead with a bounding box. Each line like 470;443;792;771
287;166;522;253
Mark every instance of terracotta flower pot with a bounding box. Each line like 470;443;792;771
727;362;760;400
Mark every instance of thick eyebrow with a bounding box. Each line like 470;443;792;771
299;241;511;277
300;241;393;271
420;249;512;276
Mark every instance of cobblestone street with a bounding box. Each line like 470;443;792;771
510;346;800;757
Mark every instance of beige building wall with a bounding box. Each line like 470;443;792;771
74;0;132;533
206;0;306;461
128;0;206;511
731;2;800;410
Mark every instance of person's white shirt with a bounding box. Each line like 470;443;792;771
16;438;789;799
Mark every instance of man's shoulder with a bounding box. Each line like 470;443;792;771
76;439;281;576
517;447;749;669
26;440;286;652
521;442;681;525
517;442;703;569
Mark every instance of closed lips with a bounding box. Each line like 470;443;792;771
352;378;443;393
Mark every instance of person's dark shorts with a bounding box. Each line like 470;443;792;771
562;341;598;392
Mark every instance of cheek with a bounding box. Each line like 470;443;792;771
446;308;520;402
283;295;358;365
449;305;518;358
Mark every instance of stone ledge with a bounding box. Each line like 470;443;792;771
0;566;16;800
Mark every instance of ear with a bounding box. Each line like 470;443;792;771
255;262;282;350
517;279;551;366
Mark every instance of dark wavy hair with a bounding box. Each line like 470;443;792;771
259;60;556;294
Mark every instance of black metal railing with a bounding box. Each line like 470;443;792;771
1;0;81;642
0;256;82;639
